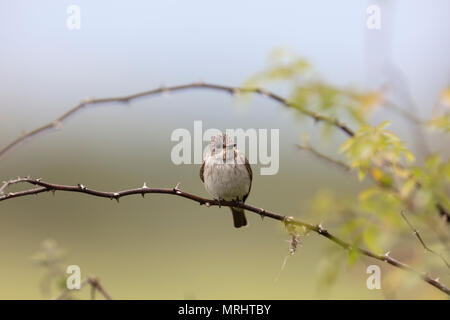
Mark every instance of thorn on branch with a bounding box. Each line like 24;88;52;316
141;182;148;198
313;117;319;125
173;182;181;194
259;208;266;221
81;97;94;105
1;176;449;296
161;86;170;97
257;87;269;97
283;216;293;225
51;120;62;129
317;223;326;234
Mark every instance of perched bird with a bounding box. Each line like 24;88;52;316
200;133;252;228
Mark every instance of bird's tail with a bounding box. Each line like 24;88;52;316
230;207;247;228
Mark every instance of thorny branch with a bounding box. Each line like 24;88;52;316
52;276;112;300
400;210;450;271
296;139;450;223
295;143;450;270
0;82;354;160
0;81;448;220
1;177;449;296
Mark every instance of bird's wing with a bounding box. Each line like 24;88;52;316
200;159;205;183
243;156;252;202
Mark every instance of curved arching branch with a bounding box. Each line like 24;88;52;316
0;82;354;160
1;81;448;222
1;177;448;296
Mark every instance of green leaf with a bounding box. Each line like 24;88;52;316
359;188;381;201
400;179;416;198
358;169;366;181
363;226;381;253
377;120;391;130
428;114;450;132
425;154;440;169
338;138;354;153
347;245;361;266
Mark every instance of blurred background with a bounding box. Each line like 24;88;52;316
0;0;449;299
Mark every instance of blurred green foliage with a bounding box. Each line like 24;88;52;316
428;114;450;133
31;239;67;298
244;47;383;129
247;48;450;294
339;121;414;180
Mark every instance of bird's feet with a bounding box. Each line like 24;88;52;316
232;197;243;206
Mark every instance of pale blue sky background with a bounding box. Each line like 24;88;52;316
0;0;448;119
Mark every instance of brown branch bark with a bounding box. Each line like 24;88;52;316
87;276;112;300
1;177;449;296
1;81;447;222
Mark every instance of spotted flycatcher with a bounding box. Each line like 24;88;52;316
200;133;252;228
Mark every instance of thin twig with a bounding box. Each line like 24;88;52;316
87;276;112;300
295;140;450;224
383;101;425;126
52;276;112;300
295;144;450;256
90;282;96;300
1;177;448;296
0;177;29;195
2;81;448;222
400;210;450;271
0;82;354;160
296;144;351;172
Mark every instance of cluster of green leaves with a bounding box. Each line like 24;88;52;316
247;49;450;294
410;155;450;212
339;120;415;180
245;47;311;85
244;47;382;129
